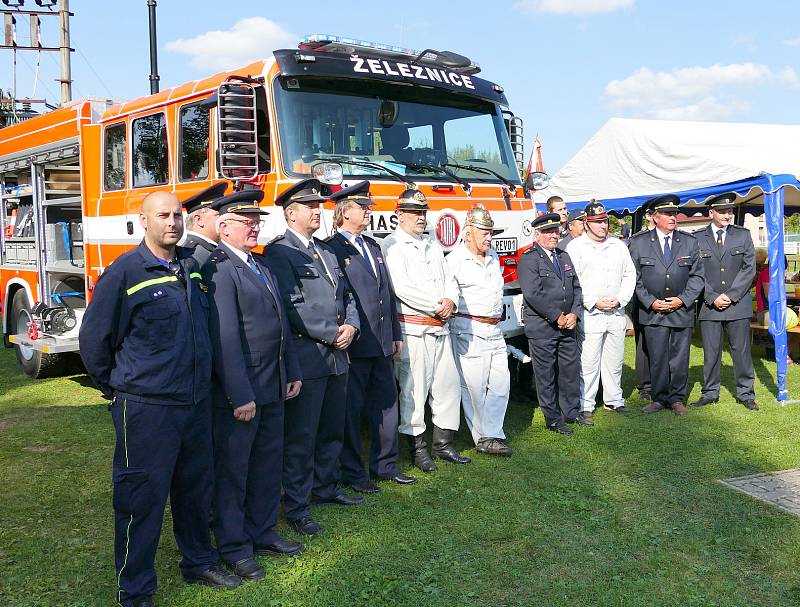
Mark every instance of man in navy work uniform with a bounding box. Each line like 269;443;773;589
690;192;758;411
181;181;228;266
202;190;304;582
79;190;241;607
629;194;704;416
517;212;586;435
264;178;362;537
326;181;416;493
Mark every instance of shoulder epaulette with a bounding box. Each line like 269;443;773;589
264;234;284;248
208;248;228;265
630;229;649;239
677;229;696;239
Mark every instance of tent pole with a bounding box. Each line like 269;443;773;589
764;176;788;402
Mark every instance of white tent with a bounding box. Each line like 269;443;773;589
536;117;800;402
535;118;800;212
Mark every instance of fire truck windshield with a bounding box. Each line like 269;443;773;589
273;78;521;184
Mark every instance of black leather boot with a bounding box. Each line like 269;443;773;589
431;425;471;464
407;434;437;473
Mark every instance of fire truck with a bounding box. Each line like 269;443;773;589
0;35;545;378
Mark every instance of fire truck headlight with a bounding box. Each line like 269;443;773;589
312;162;344;186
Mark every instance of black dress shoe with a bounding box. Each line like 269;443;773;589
289;516;323;536
184;564;242;589
690;396;718;407
312;492;366;506
255;537;304;557
345;480;380;494
738;398;759;411
230;557;265;581
132;598;155;607
603;404;631;414
372;472;418;485
547;423;574;435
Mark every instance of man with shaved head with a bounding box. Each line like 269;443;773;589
80;190;241;607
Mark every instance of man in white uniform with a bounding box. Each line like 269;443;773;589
447;206;511;457
381;190;471;472
566;201;636;418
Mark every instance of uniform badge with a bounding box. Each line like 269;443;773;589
563;264;573;272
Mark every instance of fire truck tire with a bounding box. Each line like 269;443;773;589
11;290;65;379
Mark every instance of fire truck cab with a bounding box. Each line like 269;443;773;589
0;35;541;378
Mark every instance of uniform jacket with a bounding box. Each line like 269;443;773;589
201;243;301;409
327;231;401;359
517;243;583;338
380;228;459;336
264;230;359;379
629;228;704;328
694;224;755;321
78;242;212;405
182;231;217;267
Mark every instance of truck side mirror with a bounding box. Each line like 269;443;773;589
524;171;550;192
216;78;260;181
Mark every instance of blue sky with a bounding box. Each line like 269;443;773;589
3;0;800;174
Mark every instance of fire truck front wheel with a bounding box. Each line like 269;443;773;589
11;290;65;379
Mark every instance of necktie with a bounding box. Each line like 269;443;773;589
716;229;724;247
551;251;562;277
663;235;672;265
246;253;271;290
356;235;376;276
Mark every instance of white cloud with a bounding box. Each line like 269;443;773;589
165;17;296;71
604;63;795;120
784;38;800;47
513;0;635;15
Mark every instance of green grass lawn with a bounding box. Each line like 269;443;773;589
2;338;800;606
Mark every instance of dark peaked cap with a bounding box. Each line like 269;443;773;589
705;192;738;209
216;189;268;215
182;182;229;214
329;180;372;205
646;194;681;213
275;178;328;207
532;212;561;231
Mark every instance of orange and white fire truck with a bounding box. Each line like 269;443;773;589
0;35;544;378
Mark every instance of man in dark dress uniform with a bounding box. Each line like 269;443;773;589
203;190;304;582
264;178;363;537
629;195;704;416
79;191;240;607
181;182;229;266
326;181;416;492
517;213;587;435
690;192;758;411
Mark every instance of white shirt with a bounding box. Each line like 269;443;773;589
566;234;636;315
711;224;727;245
339;229;376;273
381;227;459;336
446;243;504;339
220;240;250;264
184;230;217;247
655;227;675;255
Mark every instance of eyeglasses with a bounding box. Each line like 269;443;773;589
226;218;264;229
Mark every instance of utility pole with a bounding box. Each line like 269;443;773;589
147;0;159;94
58;0;71;103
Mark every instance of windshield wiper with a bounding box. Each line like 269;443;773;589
390;161;473;194
314;156;415;186
444;161;517;189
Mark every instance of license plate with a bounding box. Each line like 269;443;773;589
492;237;518;254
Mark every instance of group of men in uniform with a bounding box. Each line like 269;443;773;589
521;191;757;435
79;179;513;607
